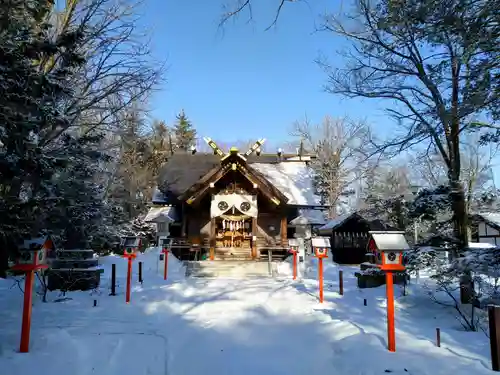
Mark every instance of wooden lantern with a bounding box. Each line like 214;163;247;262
288;238;299;254
312;237;330;258
12;240;50;272
11;238;52;353
121;236;141;259
368;231;409;271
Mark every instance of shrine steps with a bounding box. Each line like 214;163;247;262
185;261;274;278
214;247;253;261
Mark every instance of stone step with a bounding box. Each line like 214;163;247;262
185;260;274;278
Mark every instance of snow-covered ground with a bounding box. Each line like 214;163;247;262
0;249;495;375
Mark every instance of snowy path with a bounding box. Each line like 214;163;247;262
160;278;347;375
0;254;496;375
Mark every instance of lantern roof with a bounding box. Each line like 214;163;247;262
368;231;410;251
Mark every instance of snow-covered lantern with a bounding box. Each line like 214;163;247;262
312;237;330;258
17;237;54;266
288;238;299;254
368;231;409;272
12;237;53;273
121;236;141;259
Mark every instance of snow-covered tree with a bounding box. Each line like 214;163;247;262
291;116;373;217
0;0;86;276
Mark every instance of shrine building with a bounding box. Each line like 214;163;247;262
144;138;327;261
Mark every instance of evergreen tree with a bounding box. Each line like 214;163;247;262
173;109;196;151
41;132;112;249
0;0;86;275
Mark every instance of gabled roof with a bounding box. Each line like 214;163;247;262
155;152;322;206
318;212;399;233
474;212;500;230
180;153;289;206
290;209;326;226
251;162;321;206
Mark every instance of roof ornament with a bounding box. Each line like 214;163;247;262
202;137;267;163
243;138;266;157
203;137;225;157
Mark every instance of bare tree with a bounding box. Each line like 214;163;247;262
219;0;300;30
316;0;500;253
39;0;164;147
292;116;375;217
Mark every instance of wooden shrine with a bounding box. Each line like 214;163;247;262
148;138;326;261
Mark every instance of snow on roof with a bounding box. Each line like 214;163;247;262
477;212;500;228
467;242;497;249
318;213;353;232
144;206;178;222
251;162;321;206
370;232;410;251
289;209;326;226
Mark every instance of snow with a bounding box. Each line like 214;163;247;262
251;162;322;206
144;205;178;223
289;208;326;225
0;251;495;375
371;232;410;251
318;213;353;232
478;213;500;228
467;242;497;249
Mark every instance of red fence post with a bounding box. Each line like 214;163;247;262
163;250;169;280
19;270;34;353
293;252;297;280
318;258;324;303
126;257;132;304
386;271;396;352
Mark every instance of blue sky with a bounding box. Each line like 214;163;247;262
142;0;393;147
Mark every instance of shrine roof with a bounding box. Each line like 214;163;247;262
155;152;321;206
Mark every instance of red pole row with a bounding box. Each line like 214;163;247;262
126;257;132;304
318;257;324;303
20;270;34;353
386;271;396;352
163;249;169;281
292;252;297;280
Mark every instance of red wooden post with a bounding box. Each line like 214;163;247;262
163;250;169;280
293;252;297;280
126;257;132;304
386;271;396;352
19;270;34;353
12;256;48;354
318;257;324;303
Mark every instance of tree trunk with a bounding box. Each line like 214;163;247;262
449;178;473;304
450;180;469;252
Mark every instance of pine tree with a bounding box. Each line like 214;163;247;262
0;0;86;275
173;109;196;151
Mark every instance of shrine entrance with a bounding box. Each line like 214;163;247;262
211;192;257;260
